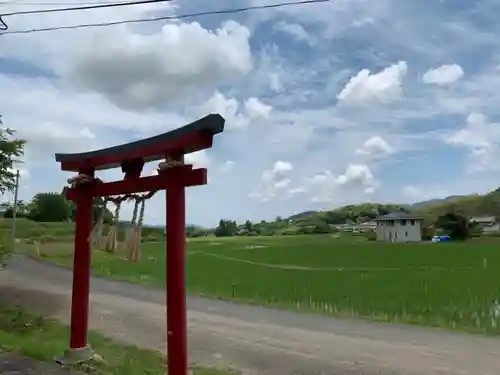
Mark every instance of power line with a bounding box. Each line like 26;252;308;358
1;0;173;17
0;0;148;6
0;0;175;30
0;0;330;34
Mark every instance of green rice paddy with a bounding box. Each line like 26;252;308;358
36;235;500;334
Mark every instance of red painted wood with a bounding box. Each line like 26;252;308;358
65;167;207;200
165;168;188;375
122;158;145;179
59;133;213;172
69;184;93;349
59;115;224;373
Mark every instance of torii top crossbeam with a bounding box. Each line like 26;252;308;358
55;113;225;172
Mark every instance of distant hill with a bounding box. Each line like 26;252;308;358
285;188;500;226
413;189;500;221
410;195;470;209
287;203;410;225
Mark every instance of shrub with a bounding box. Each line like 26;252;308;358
282;228;300;235
484;231;500;237
0;232;12;267
364;231;377;241
39;234;57;244
141;235;159;243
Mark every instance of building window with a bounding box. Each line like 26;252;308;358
400;219;407;226
410;219;415;226
405;231;408;237
388;221;394;227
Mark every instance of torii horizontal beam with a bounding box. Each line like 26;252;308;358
55;114;224;172
64;167;207;200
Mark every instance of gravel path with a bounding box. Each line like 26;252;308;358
0;353;82;375
1;256;499;375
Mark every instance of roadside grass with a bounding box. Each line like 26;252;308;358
28;235;500;335
0;218;166;246
0;303;236;375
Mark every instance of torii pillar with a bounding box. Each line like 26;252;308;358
54;114;225;375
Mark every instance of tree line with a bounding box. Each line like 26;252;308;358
1;193;113;224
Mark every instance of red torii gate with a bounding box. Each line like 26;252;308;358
54;114;225;375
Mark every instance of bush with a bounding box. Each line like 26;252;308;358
39;234;57;244
282;228;300;235
0;233;12;267
364;231;377;241
141;235;160;243
3;208;26;219
482;231;500;238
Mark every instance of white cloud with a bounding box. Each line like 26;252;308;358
444;112;500;173
196;92;272;129
273;21;312;44
269;72;282;93
185;150;211;168
422;64;464;86
219;160;236;173
355;136;394;159
402;185;453;203
65;21;252;111
244;98;272;119
249;161;293;202
307;164;377;203
335;164;376;190
337;61;408;105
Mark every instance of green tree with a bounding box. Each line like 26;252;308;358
0;116;26;266
243;220;253;232
3;200;28;218
436;212;471;240
186;225;206;238
28;193;71;222
0;116;26;194
67;196;113;224
214;219;237;237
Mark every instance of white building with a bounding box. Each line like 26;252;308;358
375;212;424;243
469;216;500;233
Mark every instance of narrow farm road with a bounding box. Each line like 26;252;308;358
1;257;499;375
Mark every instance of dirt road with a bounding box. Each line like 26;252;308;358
1;257;499;375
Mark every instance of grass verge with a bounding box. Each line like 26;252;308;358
0;303;236;375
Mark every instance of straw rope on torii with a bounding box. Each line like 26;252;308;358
126;190;158;262
66;175;139;253
103;195;128;253
66;158;184;256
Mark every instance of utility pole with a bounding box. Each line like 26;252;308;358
10;169;20;251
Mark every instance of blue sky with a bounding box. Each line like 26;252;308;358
2;0;500;227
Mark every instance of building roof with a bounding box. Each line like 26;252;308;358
469;216;496;223
375;211;424;221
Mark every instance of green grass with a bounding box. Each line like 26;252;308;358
0;218;165;245
0;304;236;375
32;234;500;335
0;218;75;241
